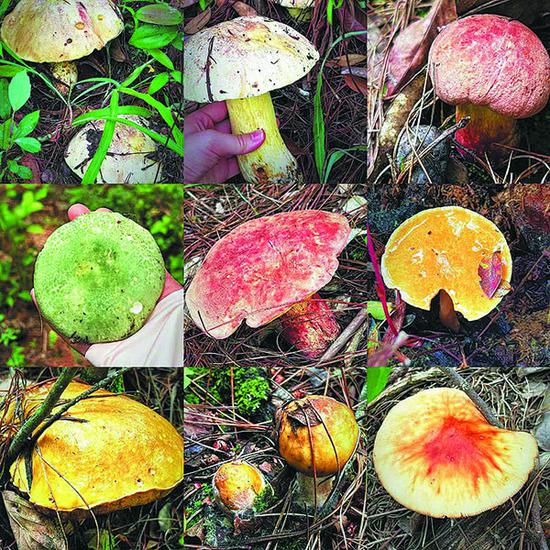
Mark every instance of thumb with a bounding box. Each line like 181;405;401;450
209;129;265;158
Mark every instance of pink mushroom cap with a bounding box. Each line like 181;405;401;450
429;15;550;118
185;210;351;339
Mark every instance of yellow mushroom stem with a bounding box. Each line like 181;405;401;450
285;7;313;21
50;61;78;91
226;92;302;184
295;471;333;508
455;103;518;157
438;289;460;333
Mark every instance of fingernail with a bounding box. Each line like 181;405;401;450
251;129;265;142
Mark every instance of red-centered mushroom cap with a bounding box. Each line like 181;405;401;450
429;15;550;118
185;210;350;339
373;388;539;518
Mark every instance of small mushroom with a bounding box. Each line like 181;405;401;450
428;15;550;157
8;380;183;514
185;210;351;358
0;0;124;92
373;388;539;517
65;116;163;183
381;206;512;331
274;0;315;21
184;16;319;184
276;395;359;508
213;461;267;515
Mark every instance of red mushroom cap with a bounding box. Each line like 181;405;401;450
429;15;550;119
185;210;350;339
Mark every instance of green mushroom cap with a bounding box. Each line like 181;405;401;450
34;212;166;344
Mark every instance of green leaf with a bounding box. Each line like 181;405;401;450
7;160;32;180
129;24;178;50
15;137;41;153
366;366;392;403
8;71;31;112
0;78;10;120
26;224;43;234
13;110;40;139
148;73;169;95
72;105;151;126
171;71;183;85
148;48;174;70
136;4;183;26
0;65;26;77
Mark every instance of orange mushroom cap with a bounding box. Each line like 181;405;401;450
277;395;359;477
213;461;266;512
185;210;350;339
381;206;512;320
373;388;538;518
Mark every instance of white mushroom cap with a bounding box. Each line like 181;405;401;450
0;0;124;63
184;16;319;102
275;0;315;8
65;116;162;183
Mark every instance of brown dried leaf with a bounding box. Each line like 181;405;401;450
478;252;503;299
386;0;457;96
232;1;257;16
2;491;69;550
343;75;368;97
287;401;321;429
326;54;367;68
183;7;211;35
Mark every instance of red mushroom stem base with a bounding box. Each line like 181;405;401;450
295;472;333;508
280;294;340;358
455;104;518;157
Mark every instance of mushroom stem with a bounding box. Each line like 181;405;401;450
50;61;78;91
285;7;313;21
226;92;302;184
455;103;518;157
438;289;460;333
280;293;340;358
295;472;332;508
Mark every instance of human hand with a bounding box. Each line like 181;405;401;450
184;102;266;183
31;203;183;357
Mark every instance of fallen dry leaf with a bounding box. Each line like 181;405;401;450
478;251;503;299
183;7;211;35
386;0;457;96
232;1;257;16
343;75;367;96
327;54;367;68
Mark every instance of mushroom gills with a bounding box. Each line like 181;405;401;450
455;103;519;157
226;92;302;184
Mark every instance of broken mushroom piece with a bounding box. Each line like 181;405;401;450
274;0;315;21
9;380;184;514
428;15;550;157
0;0;124;91
213;461;267;515
380;206;512;331
184;16;319;184
185;210;350;358
277;395;359;508
373;388;539;517
65;116;163;183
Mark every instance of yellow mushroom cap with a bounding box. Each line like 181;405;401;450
381;206;512;320
277;395;359;477
184;16;319;103
373;388;538;518
213;461;266;512
9;380;183;514
0;0;124;63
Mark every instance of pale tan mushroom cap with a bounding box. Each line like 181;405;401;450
0;0;124;63
373;388;538;517
9;380;184;514
184;16;319;102
275;0;315;7
65;116;162;183
381;206;512;320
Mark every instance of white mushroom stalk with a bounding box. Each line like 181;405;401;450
184;16;319;184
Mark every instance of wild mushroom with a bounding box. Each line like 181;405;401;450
274;0;315;21
428;15;550;157
0;0;124;91
276;395;359;508
373;388;539;517
9;380;184;514
65;116;163;183
34;211;166;344
213;461;267;515
184;16;319;184
380;206;512;331
185;210;350;358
